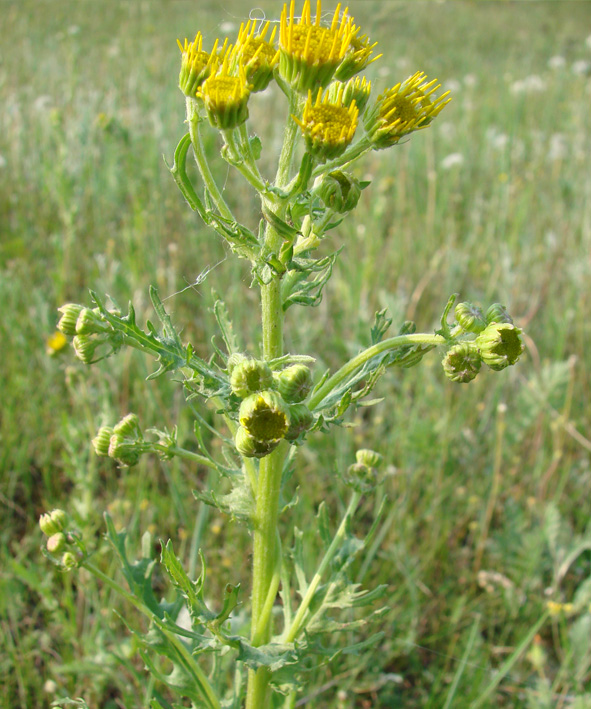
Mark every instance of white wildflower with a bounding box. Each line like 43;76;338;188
572;60;591;76
548;55;566;70
510;75;546;94
440;153;464;170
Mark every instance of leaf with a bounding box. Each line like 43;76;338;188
249;135;262;161
212;293;241;355
161;542;213;625
371;308;393;344
193;474;254;525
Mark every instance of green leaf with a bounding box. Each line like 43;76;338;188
212;293;242;355
371;308;393;344
161;542;214;625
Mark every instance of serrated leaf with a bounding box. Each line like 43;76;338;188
212;293;241;355
161;542;213;625
371;308;393;344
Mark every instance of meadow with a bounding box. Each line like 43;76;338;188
1;1;591;706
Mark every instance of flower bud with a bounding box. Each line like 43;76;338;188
113;413;140;438
92;426;113;457
72;335;99;364
239;391;289;441
284;403;314;441
277;364;313;403
355;449;384;469
442;342;482;383
108;433;141;466
485;303;513;325
334;33;380;83
227;352;248;374
61;550;82;570
344;462;379;494
231;359;274;398
46;532;66;555
313;170;362;214
39;509;67;536
235;426;281;459
75;307;105;335
455;302;486;334
57;304;84;336
476;322;525;371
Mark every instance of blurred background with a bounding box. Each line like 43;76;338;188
1;1;591;706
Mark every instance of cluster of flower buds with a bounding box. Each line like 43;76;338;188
57;303;115;365
92;413;144;467
442;302;525;383
229;356;315;458
177;1;449;154
39;509;85;570
344;449;384;493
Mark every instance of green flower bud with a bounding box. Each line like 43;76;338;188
75;307;106;335
61;550;82;570
455;302;486;334
344;462;379;494
227;352;248;374
285;403;315;441
239;391;289;441
313;170;362;214
355;449;384;469
39;509;67;536
442;342;482;383
277;364;313;403
46;532;66;555
486;303;513;325
231;359;274;398
113;413;140;438
476;322;525;371
57;304;84;336
72;334;99;364
92;426;113;457
108;433;140;466
334;34;380;83
235;426;281;459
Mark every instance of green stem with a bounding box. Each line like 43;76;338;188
222;129;269;195
186;97;234;221
245;88;301;709
283;491;361;643
308;333;447;410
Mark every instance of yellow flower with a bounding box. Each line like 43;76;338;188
328;75;372;113
365;71;451;149
46;330;68;356
295;84;358;161
177;32;229;97
197;59;252;130
335;31;381;82
234;20;279;92
279;0;356;93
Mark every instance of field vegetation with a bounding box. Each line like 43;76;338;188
1;1;591;706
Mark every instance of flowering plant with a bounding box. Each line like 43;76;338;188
43;3;524;707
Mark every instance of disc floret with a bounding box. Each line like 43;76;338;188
279;0;357;93
234;20;280;92
365;71;451;149
295;85;359;161
177;32;228;97
197;59;252;129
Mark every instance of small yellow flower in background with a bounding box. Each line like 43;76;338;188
365;71;451;149
46;330;68;356
197;59;252;130
335;31;381;82
234;20;280;92
295;85;359;161
177;32;229;97
279;0;356;93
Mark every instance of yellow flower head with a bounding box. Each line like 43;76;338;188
295;84;359;161
234;20;280;92
365;71;451;149
279;0;356;93
335;31;381;82
197;59;252;130
46;331;68;356
177;32;229;97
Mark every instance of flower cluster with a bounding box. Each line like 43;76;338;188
39;509;86;570
442;302;525;383
230;357;314;457
176;0;449;156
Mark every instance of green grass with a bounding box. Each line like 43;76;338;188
2;1;591;706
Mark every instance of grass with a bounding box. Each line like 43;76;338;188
1;0;591;706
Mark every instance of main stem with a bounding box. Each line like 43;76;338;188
246;93;300;708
